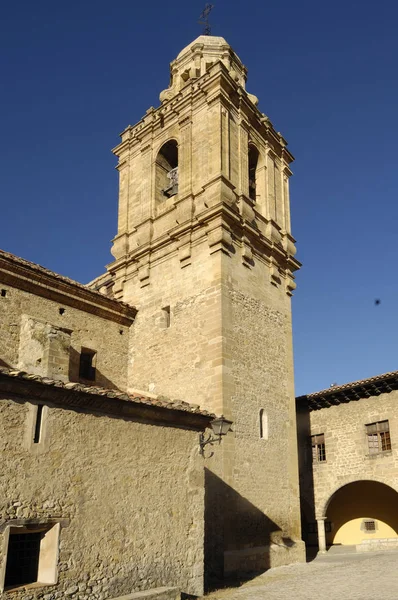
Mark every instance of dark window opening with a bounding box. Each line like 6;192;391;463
364;520;376;532
311;433;326;462
58;308;65;315
307;521;332;534
4;531;42;588
1;289;7;297
259;408;268;439
307;522;317;534
325;521;332;533
156;140;178;200
33;405;44;444
366;420;391;454
248;145;259;202
79;350;96;381
162;306;171;328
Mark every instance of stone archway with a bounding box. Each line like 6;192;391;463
322;480;398;551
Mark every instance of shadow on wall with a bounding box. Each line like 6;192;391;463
204;469;296;593
295;401;318;559
0;359;11;368
69;347;120;390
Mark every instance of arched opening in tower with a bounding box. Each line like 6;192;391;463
155;140;178;200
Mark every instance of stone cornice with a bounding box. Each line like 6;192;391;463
108;201;300;276
0;249;136;326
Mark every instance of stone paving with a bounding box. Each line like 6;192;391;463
205;551;398;600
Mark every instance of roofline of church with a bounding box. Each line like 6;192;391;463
0;367;215;429
0;249;137;326
296;370;398;411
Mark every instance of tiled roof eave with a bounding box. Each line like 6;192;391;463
0;249;136;326
0;367;215;430
297;370;398;411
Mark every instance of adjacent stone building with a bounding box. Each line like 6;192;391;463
297;371;398;554
0;34;305;598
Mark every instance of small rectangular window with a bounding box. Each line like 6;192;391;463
364;520;376;532
366;420;391;454
162;306;171;328
5;531;41;588
3;524;60;590
307;522;317;534
79;349;96;381
311;433;326;462
325;521;332;533
33;405;44;444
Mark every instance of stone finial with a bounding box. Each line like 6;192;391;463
159;35;248;103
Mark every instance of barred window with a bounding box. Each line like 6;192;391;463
3;523;60;591
311;433;326;462
366;420;391;454
364;520;376;532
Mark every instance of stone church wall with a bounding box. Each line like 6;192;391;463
0;283;129;390
0;396;205;599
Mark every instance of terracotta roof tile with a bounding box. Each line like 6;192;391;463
0;366;215;418
0;248;135;314
297;370;398;410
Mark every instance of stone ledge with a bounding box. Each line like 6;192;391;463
357;539;398;552
108;587;180;600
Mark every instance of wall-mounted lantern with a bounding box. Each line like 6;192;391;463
199;416;233;457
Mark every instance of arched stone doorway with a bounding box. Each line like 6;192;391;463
323;480;398;550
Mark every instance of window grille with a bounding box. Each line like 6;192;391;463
3;524;60;590
364;520;376;532
311;433;326;462
366;420;391;454
5;531;42;588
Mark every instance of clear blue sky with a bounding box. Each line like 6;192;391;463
1;0;398;395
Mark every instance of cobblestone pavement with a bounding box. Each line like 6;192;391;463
205;551;398;600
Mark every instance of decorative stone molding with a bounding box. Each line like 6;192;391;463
206;222;233;255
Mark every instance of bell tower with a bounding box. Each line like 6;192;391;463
108;35;305;581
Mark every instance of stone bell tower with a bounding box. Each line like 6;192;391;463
107;35;305;581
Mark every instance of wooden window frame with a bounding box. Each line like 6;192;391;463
366;420;391;455
311;433;326;463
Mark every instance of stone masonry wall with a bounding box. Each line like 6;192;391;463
0;397;204;599
221;251;304;572
125;238;304;578
126;237;225;415
0;284;129;390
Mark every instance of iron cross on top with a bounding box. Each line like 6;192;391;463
198;4;214;35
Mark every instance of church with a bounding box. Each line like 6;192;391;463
0;34;397;600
